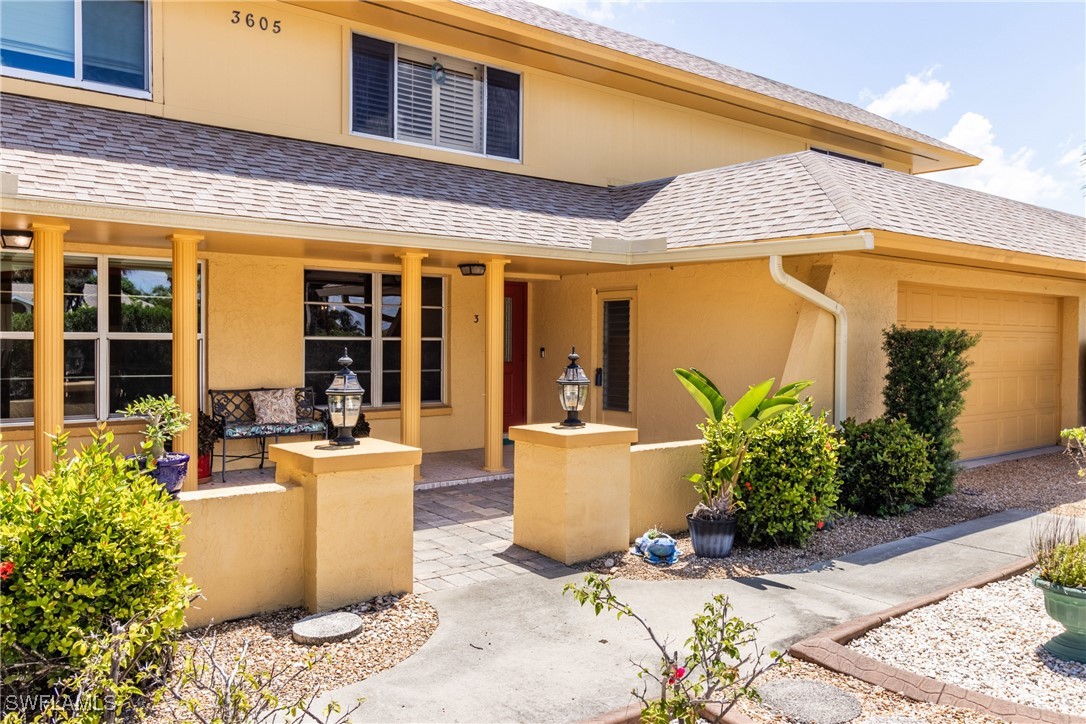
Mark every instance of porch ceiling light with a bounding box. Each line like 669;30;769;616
1;230;33;249
317;348;364;449
556;347;589;429
458;262;486;277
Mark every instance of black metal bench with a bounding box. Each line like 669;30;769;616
209;387;327;481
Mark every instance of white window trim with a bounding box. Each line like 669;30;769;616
0;250;205;426
0;0;152;99
303;269;447;409
349;31;522;164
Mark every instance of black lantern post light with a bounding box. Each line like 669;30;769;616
556;347;590;429
317;349;364;449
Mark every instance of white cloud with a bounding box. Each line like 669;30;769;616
864;68;950;119
1058;144;1083;167
531;0;640;23
933;112;1064;206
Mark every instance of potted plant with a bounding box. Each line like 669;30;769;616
118;394;192;497
197;410;223;483
673;370;810;558
1031;515;1086;662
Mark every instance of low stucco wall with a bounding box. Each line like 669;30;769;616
629;440;702;540
180;482;305;629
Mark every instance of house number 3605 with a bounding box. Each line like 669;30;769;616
231;11;281;33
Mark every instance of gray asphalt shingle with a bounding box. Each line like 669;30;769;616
1;94;1081;262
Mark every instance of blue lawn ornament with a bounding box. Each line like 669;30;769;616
631;531;680;565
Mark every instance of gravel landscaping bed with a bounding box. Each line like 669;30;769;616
734;658;1005;723
847;571;1086;717
578;452;1083;581
147;593;437;721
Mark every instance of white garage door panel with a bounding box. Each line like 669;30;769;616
898;285;1060;459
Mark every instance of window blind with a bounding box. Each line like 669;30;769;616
437;65;481;152
351;34;394;137
0;0;76;77
83;0;146;89
396;57;434;144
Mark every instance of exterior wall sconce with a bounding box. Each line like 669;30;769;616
556;347;590;428
458;262;486;277
1;230;33;249
317;348;364;449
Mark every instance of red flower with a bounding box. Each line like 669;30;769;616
0;561;14;580
817;521;825;530
744;481;753;492
667;666;686;685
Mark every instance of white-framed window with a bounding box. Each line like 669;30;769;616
351;33;521;161
0;251;205;424
303;269;445;408
0;0;150;97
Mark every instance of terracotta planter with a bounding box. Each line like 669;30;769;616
1033;575;1086;663
687;514;737;558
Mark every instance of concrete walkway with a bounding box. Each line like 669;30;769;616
326;508;1050;723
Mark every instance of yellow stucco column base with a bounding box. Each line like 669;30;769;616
509;423;638;565
269;438;421;612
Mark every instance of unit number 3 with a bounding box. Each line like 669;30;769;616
231;11;281;33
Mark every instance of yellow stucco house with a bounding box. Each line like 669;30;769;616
2;0;1084;487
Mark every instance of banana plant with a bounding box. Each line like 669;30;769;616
674;369;812;518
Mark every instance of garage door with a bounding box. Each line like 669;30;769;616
898;284;1060;459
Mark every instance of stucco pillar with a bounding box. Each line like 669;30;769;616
31;222;68;474
509;423;638;564
270;438;421;612
484;259;510;471
169;233;201;491
397;252;427;478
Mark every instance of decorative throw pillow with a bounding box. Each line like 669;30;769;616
251;388;297;425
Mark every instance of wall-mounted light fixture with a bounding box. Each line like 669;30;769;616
1;230;33;250
458;262;486;277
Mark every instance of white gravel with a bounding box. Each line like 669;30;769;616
848;573;1086;717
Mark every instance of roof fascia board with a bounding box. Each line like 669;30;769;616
372;0;980;171
2;195;872;265
870;230;1086;280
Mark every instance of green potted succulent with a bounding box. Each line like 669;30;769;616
1032;515;1086;662
118;394;192;496
673;369;810;558
197;410;223;483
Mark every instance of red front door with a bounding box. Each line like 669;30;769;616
503;282;527;431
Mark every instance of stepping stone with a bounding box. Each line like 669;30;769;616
758;679;861;723
291;611;363;645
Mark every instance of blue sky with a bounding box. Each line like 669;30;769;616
535;1;1086;217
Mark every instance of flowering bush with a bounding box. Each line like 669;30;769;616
730;404;841;547
1062;427;1086;478
564;574;782;723
0;428;196;716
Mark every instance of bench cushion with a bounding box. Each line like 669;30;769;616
223;419;327;439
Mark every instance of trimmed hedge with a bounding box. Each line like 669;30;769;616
837;417;934;517
882;325;979;502
731;404;841;547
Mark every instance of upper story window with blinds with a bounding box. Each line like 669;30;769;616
351;33;521;161
0;0;149;97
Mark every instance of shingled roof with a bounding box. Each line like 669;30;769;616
1;95;1081;262
453;0;968;158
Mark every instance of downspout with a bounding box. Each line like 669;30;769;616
769;255;847;426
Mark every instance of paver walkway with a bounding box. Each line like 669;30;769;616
413;480;563;592
322;508;1054;723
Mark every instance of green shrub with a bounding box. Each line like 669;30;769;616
0;428;196;704
837;418;934;517
882;325;979;502
730;404;841;547
1033;517;1086;589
